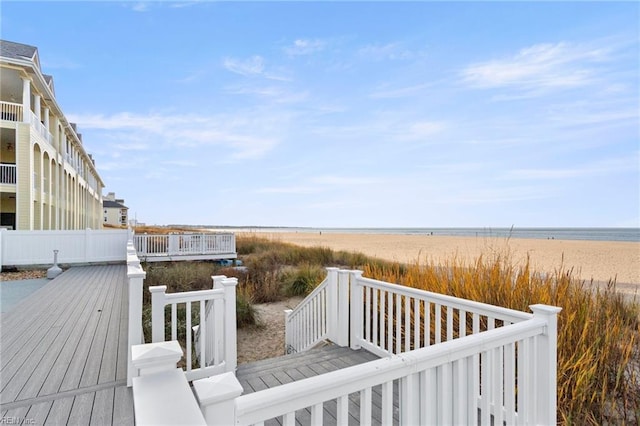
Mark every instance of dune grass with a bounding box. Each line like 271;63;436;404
138;231;639;424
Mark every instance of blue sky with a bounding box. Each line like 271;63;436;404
3;1;639;228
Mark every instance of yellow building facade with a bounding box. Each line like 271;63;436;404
0;40;104;230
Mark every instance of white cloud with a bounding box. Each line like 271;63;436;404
69;110;287;160
223;56;265;76
358;42;414;61
460;42;607;92
284;39;326;56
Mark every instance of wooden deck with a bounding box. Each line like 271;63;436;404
236;345;399;425
0;265;133;425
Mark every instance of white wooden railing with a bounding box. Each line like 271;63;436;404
284;273;332;353
0;101;23;122
126;236;146;386
134;232;236;260
236;304;559;425
30;111;52;144
276;268;561;425
149;276;238;381
0;164;16;185
131;268;560;425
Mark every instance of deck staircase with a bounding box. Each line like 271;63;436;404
236;344;399;425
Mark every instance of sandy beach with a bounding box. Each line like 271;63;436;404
240;231;640;293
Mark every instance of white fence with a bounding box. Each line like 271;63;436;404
149;276;238;381
0;228;130;269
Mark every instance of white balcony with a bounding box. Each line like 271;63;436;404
0;101;23;122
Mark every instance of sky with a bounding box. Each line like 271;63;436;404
2;1;639;228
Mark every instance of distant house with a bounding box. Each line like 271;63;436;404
103;192;128;227
0;39;105;230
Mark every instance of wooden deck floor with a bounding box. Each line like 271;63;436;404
236;345;400;425
1;265;133;425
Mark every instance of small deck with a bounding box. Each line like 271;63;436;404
0;265;133;425
236;345;399;425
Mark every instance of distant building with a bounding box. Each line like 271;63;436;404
0;40;105;230
103;192;128;227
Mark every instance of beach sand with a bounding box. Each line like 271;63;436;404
240;231;640;294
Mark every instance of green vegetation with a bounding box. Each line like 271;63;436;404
141;234;639;424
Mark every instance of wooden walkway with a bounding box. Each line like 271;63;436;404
0;265;133;425
236;345;399;425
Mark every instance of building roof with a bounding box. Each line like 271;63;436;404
103;200;128;209
0;40;37;61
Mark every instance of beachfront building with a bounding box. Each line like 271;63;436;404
103;192;128;227
0;39;104;230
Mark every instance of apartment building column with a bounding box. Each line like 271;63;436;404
43;106;50;138
21;77;31;123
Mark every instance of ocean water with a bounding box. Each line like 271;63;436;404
235;227;640;242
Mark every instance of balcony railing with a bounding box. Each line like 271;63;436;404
0;164;16;185
0;101;23;122
30;111;52;144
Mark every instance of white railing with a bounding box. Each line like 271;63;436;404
132;266;561;425
134;233;236;259
149;276;238;381
0;228;129;269
352;273;532;357
0;101;23;122
30;111;52;144
236;304;560;425
284;274;331;353
285;268;532;356
0;164;16;185
127;235;146;386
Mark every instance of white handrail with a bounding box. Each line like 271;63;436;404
149;277;238;381
236;310;557;425
134;233;236;258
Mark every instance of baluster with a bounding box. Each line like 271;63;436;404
372;288;378;347
413;298;420;350
395;293;402;354
435;304;442;344
186;302;192;371
200;300;206;367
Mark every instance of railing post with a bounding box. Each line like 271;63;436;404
284;309;293;353
337;269;350;347
168;234;177;255
222;277;238;372
132;340;183;376
212;275;226;363
349;270;364;350
325;267;339;343
127;258;146;387
150;286;168;343
529;304;562;426
193;372;243;426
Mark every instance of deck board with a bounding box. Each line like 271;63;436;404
0;265;133;425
